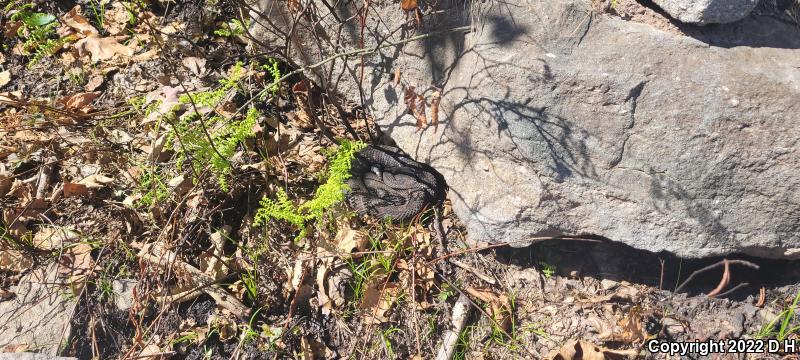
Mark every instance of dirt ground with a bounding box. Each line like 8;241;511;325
1;1;799;359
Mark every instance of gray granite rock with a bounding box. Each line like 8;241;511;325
651;0;760;24
251;0;800;258
0;264;76;356
112;279;137;312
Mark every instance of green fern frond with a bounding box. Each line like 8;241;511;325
254;140;366;241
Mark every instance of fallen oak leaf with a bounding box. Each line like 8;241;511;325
57;242;97;296
58;91;100;111
0;250;33;272
414;94;427;131
32;226;80;250
77;173;114;188
548;339;638;360
361;282;399;325
182;56;207;76
0;70;10;88
401;0;418;11
75;35;134;62
84;74;104;91
466;286;512;330
61;5;98;36
430;90;441;132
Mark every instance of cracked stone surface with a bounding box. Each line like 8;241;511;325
0;264;76;356
251;0;800;258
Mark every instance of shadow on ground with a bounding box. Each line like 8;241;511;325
496;238;800;301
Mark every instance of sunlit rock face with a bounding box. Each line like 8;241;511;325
252;0;800;258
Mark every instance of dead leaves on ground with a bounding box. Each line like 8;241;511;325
75;35;135;63
466;286;513;331
548;339;638;360
401;84;441;132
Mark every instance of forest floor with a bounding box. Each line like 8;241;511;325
1;1;799;359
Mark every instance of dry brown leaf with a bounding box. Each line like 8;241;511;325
77;173;114;189
0;167;11;196
32;227;80;250
316;261;333;315
57;242;96;295
75;35;134;62
333;228;369;257
208;312;237;341
182;57;207;76
287;109;314;130
599;306;647;344
63;182;89;197
59;91;100;111
394;68;401;86
2;343;29;353
361;282;399;325
167;174;191;196
548;339;638;360
3;21;22;39
0;250;34;272
401;0;418;11
414;94;427;131
466;286;512;330
61;5;98;36
0;288;13;299
404;86;417;115
0;70;10;88
138;343;171;360
430;90;441;132
85;74;104;91
104;2;132;35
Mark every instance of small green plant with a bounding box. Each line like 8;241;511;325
254;140;366;239
8;3;69;68
95;276;114;302
757;290;800;341
136;166;170;207
88;0;106;31
241;268;258;303
539;261;556;278
261;58;282;96
453;325;476;360
486;291;519;351
169;107;258;191
379;327;404;359
345;255;381;303
437;283;455;302
214;18;247;38
67;69;87;87
520;322;550;340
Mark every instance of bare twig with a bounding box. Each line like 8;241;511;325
756;287;766;307
435;293;471;360
674;259;759;294
706;259;731;297
451;259;496;285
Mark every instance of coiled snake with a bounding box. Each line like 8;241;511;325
345;145;447;222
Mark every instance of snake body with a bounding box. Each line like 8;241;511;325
346;145;447;221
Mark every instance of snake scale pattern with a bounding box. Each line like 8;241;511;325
345;145;447;221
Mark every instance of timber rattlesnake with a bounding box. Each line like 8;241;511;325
345;145;447;221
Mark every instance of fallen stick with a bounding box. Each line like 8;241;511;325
451;259;496;285
435;293;471;360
